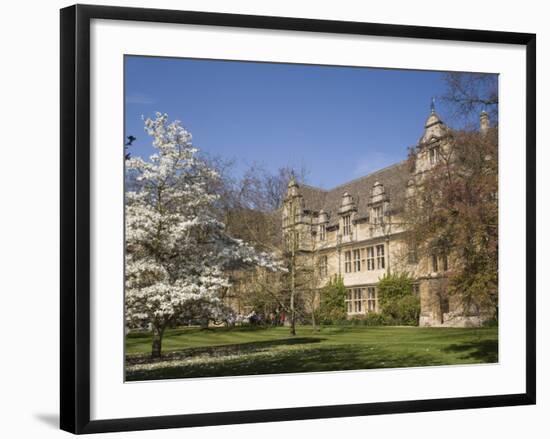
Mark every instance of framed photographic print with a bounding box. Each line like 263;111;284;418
60;4;536;434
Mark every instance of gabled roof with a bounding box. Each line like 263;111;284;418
298;184;327;213
294;107;458;226
299;161;409;226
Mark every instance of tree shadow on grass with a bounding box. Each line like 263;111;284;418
126;343;446;381
441;339;498;363
127;337;326;365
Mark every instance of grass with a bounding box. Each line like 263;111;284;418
125;325;498;381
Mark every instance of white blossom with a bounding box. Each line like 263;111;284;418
125;113;281;333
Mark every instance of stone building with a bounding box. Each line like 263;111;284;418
281;106;493;327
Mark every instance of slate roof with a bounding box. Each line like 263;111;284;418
298;184;328;213
298;161;410;227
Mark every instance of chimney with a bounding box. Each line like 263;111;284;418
480;111;490;136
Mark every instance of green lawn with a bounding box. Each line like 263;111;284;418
125;325;498;381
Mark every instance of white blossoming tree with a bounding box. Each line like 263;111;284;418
126;113;280;358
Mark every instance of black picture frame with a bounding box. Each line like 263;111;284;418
60;4;536;434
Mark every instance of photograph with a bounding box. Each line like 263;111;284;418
123;56;499;382
0;0;542;436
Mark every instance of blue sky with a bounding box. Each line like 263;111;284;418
125;56;451;189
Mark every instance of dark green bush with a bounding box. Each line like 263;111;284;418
318;275;347;324
482;317;499;328
363;312;394;326
377;272;420;326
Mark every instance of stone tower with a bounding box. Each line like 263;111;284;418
282;176;313;252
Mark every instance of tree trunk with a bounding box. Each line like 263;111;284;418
311;290;319;332
290;243;296;336
151;324;164;358
288;201;298;337
290;297;296;335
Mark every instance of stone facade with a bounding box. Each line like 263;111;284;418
281;108;491;327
